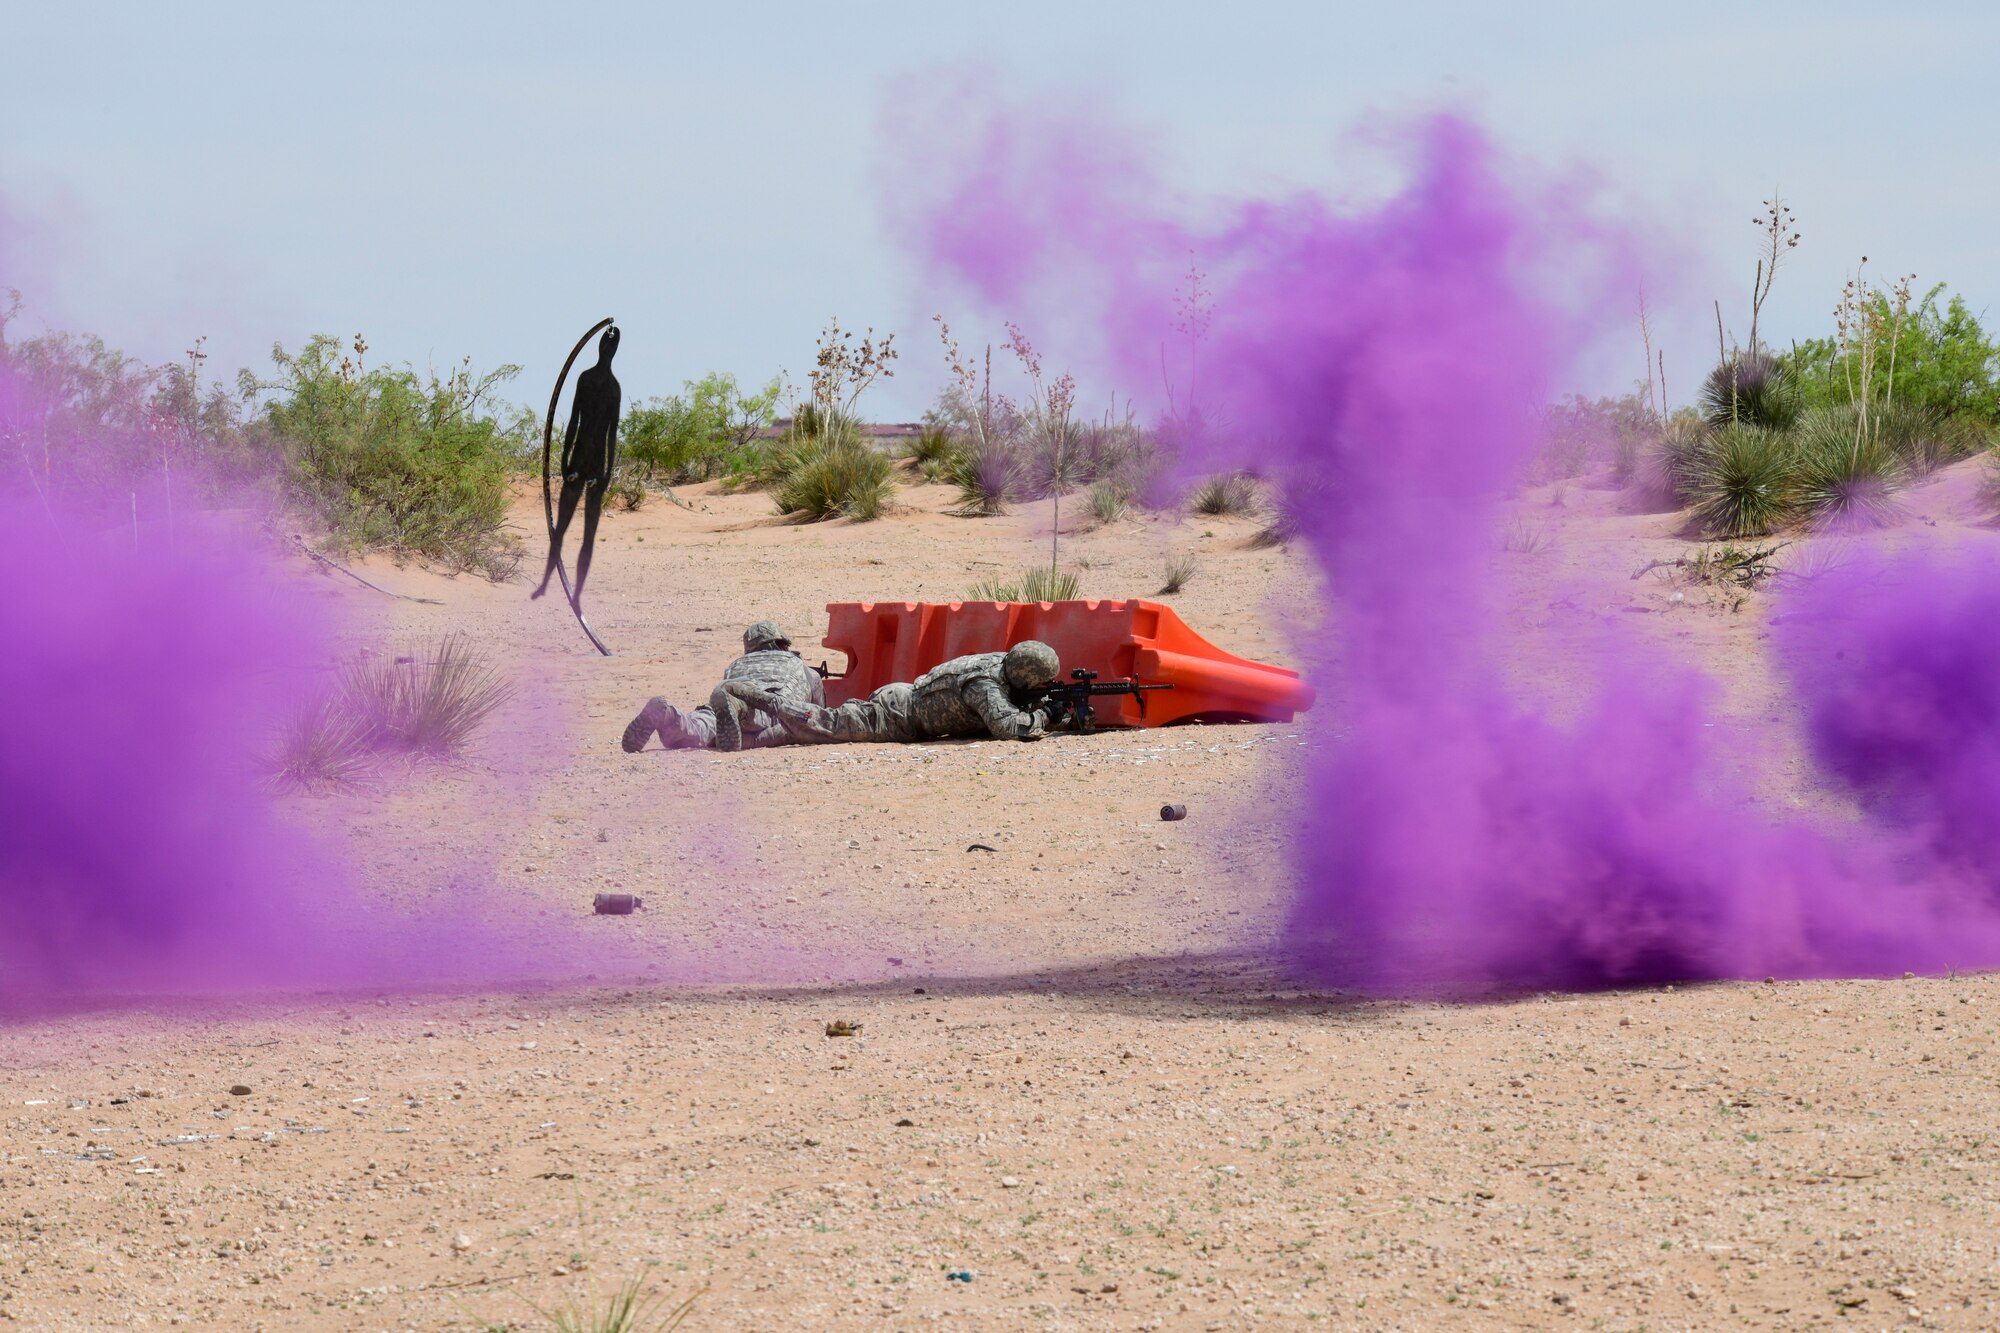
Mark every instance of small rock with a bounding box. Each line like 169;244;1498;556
1000;1176;1020;1189
229;1085;252;1097
451;1233;472;1252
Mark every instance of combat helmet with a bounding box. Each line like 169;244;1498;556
743;620;792;654
1002;640;1061;690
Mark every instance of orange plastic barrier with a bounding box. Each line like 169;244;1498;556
819;599;1314;728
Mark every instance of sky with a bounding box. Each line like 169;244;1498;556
3;0;1994;421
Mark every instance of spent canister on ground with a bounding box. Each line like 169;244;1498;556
1160;803;1187;822
593;893;642;915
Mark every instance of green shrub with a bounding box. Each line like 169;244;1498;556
1792;407;1906;527
1784;285;2000;423
1683;424;1799;537
257;335;530;580
907;423;960;467
1871;399;1991;474
951;441;1023;516
1190;472;1259;516
771;433;894;522
1699;351;1799;430
967;564;1081;602
1088;481;1130;524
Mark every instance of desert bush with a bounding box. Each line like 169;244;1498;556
770;414;894;522
907;423;960;468
1784;284;2000;423
1869;399;1991;474
1157;551;1199;594
1542;391;1656;483
1190;471;1259;517
1792;407;1906;527
1088;481;1130;524
255;335;531;580
1682;424;1799;537
951;440;1024;516
619;394;714;485
1699;350;1799;431
967;564;1081;603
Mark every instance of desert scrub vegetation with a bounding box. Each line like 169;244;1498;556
1088;480;1130;524
929;315;1165;524
760;320;899;522
255;334;534;579
1190;471;1259;516
620;371;780;489
275;633;513;790
1157;551;1199;594
767;406;895;522
966;564;1081;603
0;304;537;579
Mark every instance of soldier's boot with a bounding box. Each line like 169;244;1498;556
710;684;747;753
621;697;669;753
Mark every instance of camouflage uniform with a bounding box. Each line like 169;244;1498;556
720;641;1061;748
621;620;825;752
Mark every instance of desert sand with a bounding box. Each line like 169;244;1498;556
3;467;1998;1331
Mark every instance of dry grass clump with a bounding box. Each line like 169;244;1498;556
1499;516;1550;554
1157;551;1199;594
966;565;1082;603
275;633;513;790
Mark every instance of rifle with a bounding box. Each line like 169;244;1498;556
1039;669;1172;735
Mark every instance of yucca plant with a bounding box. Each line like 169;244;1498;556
1792;406;1906;527
1871;399;1992;475
1683;424;1799;537
1088;481;1130;524
1189;471;1259;516
951;441;1023;516
772;436;894;521
527;1274;700;1333
1699;350;1799;430
966;564;1082;602
906;423;960;468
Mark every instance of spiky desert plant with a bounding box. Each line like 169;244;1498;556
772;437;893;521
1684;424;1800;537
526;1274;700;1333
951;441;1023;516
1871;399;1992;475
1189;471;1259;516
1699;350;1799;430
1792;406;1906;527
1088;481;1130;525
967;564;1081;603
906;423;959;468
339;633;514;757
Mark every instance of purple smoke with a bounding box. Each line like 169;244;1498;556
893;101;2000;994
0;334;640;1016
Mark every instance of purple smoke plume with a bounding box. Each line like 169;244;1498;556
0;329;639;1016
892;100;2000;994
